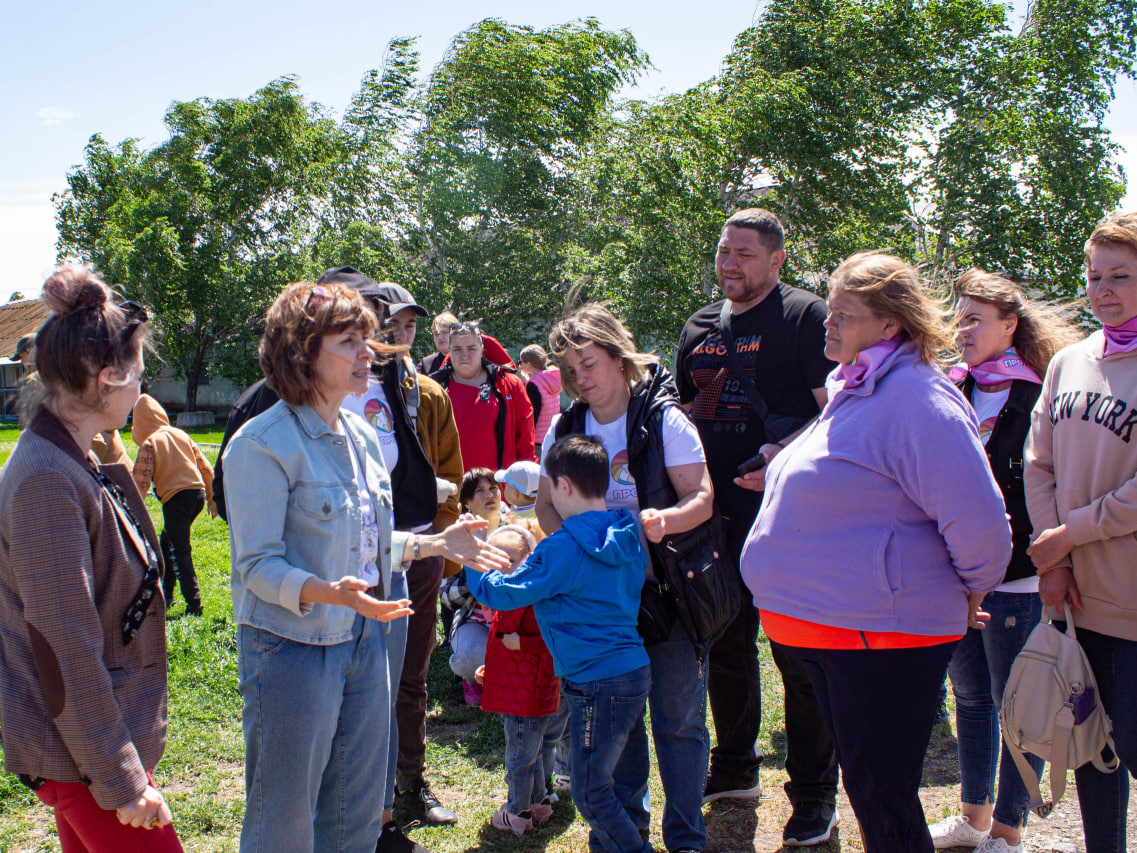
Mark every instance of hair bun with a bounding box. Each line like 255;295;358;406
41;265;112;316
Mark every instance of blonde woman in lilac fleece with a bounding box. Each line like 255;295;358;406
740;252;1011;852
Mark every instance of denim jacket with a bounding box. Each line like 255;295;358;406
222;400;410;644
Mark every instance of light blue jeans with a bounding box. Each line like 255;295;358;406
615;621;709;851
564;664;654;853
948;590;1043;828
238;614;390;853
384;570;410;811
502;703;570;813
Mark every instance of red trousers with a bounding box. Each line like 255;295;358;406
35;776;183;853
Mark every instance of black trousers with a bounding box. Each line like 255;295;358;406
776;640;958;852
160;488;205;614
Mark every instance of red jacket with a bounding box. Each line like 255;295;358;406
481;604;560;717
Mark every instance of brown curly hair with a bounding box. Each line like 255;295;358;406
259;282;382;407
25;264;151;418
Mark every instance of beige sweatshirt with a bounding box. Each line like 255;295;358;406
131;394;215;512
1025;331;1137;641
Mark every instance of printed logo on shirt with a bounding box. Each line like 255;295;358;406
364;398;394;433
610;449;634;486
978;416;997;444
1048;388;1137;442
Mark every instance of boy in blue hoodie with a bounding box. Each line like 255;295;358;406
467;435;652;853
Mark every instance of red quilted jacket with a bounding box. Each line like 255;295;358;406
481;604;560;717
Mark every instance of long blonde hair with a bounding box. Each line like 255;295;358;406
954;269;1083;378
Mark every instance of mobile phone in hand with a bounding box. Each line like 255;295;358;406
736;452;768;478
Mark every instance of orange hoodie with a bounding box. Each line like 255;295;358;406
131;394;215;512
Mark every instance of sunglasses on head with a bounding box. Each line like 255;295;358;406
449;321;481;336
305;285;335;312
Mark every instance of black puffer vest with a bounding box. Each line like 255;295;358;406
960;375;1041;584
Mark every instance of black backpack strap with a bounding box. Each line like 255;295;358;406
718;300;768;420
490;367;508;470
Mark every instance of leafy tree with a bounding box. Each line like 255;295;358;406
406;18;650;344
56;77;343;408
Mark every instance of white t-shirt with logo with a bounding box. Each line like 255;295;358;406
540;407;706;512
343;375;400;475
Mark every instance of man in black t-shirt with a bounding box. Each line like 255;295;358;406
674;209;840;847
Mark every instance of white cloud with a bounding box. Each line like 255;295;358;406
36;106;76;126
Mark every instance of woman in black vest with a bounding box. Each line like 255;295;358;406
538;303;716;853
930;270;1082;853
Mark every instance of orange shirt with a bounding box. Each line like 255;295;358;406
762;610;962;651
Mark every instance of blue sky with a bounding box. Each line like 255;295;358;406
2;0;1134;302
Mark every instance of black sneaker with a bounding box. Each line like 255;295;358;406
783;801;839;847
394;781;458;826
702;774;762;805
376;821;430;853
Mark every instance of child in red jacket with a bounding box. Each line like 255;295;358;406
477;524;569;837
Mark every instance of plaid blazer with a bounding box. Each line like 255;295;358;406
0;411;168;810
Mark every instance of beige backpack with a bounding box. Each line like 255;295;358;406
999;603;1119;817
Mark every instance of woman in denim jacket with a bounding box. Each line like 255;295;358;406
223;282;504;853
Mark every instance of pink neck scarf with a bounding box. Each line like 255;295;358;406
828;335;904;394
948;347;1041;386
1103;316;1137;358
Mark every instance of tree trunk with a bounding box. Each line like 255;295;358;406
183;344;206;412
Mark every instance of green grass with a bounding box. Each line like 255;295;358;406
0;433;971;851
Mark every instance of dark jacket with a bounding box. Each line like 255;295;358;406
960;375;1041;585
214;378;280;522
555;364;732;658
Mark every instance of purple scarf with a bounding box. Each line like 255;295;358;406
1103;316;1137;358
827;335;904;398
948;347;1041;386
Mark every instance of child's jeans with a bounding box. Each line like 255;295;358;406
563;665;653;853
449;620;489;682
502;702;570;814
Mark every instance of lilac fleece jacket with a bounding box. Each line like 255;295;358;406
741;343;1011;637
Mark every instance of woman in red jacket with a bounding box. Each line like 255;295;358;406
430;322;535;471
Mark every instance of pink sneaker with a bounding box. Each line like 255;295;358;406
492;805;532;836
530;798;554;824
462;680;482;707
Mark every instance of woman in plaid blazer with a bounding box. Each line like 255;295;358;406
0;266;183;851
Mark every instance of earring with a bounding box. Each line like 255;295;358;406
100;399;110;410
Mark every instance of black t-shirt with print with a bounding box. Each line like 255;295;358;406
674;283;834;527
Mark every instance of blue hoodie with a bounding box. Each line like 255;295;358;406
467;508;648;682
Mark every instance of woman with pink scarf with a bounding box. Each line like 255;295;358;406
1025;212;1137;853
740;252;1012;852
929;271;1082;853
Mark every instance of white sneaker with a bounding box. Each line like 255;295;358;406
974;838;1024;853
929;814;989;849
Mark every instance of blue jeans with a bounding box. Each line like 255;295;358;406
564;665;654;853
1058;624;1137;853
502;703;570;813
615;621;709;851
238;615;390;853
948;590;1044;828
384;570;410;811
